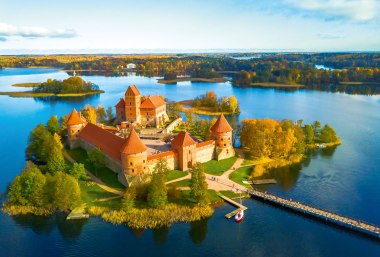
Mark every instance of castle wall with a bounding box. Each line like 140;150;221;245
147;153;178;173
162;117;182;134
196;142;215;163
79;138;122;174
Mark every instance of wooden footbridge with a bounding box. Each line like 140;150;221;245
210;178;380;239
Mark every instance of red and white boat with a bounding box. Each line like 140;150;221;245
235;210;244;223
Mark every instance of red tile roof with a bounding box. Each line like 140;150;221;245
171;131;197;149
126;85;140;96
147;150;176;161
115;98;125;108
121;129;147;154
196;140;215;148
211;114;233;133
140;96;166;109
67;109;86;125
79;123;124;161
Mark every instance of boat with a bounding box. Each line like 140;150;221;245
235;209;244;223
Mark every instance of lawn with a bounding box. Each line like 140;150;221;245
229;165;253;188
170;178;191;187
79;181;122;208
168;189;221;206
165;169;188;182
66;148;125;190
219;190;241;199
203;156;237;176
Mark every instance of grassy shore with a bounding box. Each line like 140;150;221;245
157;77;228;84
12;82;41;87
0;90;104;98
249;82;304;88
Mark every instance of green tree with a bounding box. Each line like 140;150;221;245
46;172;82;211
46;134;65;175
147;159;168;208
320;124;338;143
96;105;106;123
313;120;322;136
122;186;136;211
8;162;46;207
69;163;88;180
46;116;60;135
304;124;314;144
190;163;209;205
106;106;114;122
88;148;106;175
26;124;51;161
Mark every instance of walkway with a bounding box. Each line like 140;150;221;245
63;150;124;196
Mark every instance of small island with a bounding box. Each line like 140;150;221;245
168;91;240;116
0;77;104;98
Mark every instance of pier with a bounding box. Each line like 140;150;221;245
209;178;380;239
217;193;247;219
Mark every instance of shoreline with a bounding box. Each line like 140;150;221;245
170;99;239;116
0;90;105;98
157;77;228;84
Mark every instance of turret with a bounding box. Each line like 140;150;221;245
66;109;87;148
120;129;147;175
171;131;197;171
211;114;235;160
124;85;141;124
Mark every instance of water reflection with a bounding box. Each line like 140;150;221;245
189;218;209;244
33;94;100;104
152;226;169;246
11;212;86;239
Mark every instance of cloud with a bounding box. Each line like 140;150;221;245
284;0;380;22
0;22;77;39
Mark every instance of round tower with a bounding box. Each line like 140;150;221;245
211;114;235;160
120;129;147;175
66;108;87;148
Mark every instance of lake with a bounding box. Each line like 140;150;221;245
0;68;379;257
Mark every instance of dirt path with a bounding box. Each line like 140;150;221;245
63;150;124;196
165;174;191;185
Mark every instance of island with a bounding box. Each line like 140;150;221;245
1;85;340;230
0;77;104;98
168;91;240;116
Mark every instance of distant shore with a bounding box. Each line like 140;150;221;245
0;90;105;98
157;77;228;84
12;82;41;87
246;82;304;89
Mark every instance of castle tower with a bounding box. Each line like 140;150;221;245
66;108;87;148
120;129;147;175
211;114;235;160
115;98;126;123
124;85;141;124
171;131;197;171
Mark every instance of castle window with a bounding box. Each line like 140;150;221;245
189;150;191;154
130;102;131;105
77;130;80;132
143;160;145;163
224;144;226;147
221;138;223;141
132;169;134;172
71;130;74;133
130;162;133;165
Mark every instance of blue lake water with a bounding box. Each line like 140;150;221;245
0;68;379;257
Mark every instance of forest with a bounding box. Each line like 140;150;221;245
33;76;101;94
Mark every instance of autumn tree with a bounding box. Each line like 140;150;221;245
81;105;97;124
46;134;66;175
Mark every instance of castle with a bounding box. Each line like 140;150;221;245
115;85;169;128
67;85;235;186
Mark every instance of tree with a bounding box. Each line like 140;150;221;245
313;120;322;136
46;116;60;135
228;96;239;113
69;163;88;180
320;124;338;143
81;105;97;124
190;163;209;205
122;186;136;211
8;162;46;207
96;105;106;123
26;124;51;161
106;106;114;122
304;124;314;144
87;148;106;174
46;134;65;175
147;159;168;208
46;172;82;211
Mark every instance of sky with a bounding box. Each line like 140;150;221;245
0;0;380;53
